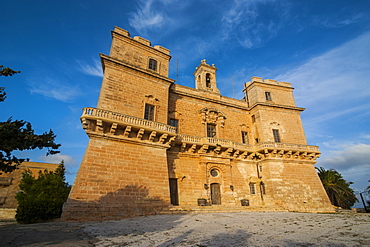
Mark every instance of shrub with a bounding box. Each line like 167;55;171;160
15;162;71;224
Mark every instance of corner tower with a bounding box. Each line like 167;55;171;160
62;27;176;221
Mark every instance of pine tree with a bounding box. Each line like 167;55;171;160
0;65;60;173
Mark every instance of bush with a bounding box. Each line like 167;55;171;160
15;162;71;224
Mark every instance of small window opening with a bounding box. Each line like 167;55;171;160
144;104;155;121
149;58;157;71
250;183;256;195
169;118;178;128
273;129;281;143
206;73;211;88
251;115;256;123
255;138;259;144
241;131;249;144
207;123;217;138
265;92;272;101
260;182;266;195
210;169;219;177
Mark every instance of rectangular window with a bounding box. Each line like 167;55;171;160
255;138;259;144
273;129;281;143
148;58;157;71
169;118;178;128
260;182;266;195
250;183;256;195
144;104;155;121
265;92;272;101
207;123;217;138
251;115;256;123
241;131;249;144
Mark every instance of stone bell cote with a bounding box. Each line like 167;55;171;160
194;59;220;94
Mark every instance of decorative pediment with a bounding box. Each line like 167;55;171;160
199;108;226;127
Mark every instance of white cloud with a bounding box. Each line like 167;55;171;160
78;59;103;77
28;77;81;102
319;143;370;170
317;143;370;191
39;153;78;166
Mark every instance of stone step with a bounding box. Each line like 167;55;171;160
161;205;288;215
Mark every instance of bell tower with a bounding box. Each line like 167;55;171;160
194;59;220;93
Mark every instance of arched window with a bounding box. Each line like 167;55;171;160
206;73;211;88
148;58;157;71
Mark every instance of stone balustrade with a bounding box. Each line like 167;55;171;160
82;107;177;134
256;142;319;152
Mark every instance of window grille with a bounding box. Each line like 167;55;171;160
144;104;155;121
207;123;216;138
148;58;157;71
273;129;281;143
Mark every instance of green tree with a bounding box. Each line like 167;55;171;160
15;161;71;224
0;65;60;173
0;118;61;173
0;65;20;102
316;167;357;209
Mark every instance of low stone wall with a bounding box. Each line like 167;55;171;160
0;208;16;219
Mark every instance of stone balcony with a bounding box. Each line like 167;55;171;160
80;107;177;147
175;134;320;161
81;107;320;160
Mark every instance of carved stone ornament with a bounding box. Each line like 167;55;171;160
199;108;226;127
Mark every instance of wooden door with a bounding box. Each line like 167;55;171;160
211;183;221;205
169;178;179;205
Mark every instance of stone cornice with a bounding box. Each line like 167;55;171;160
171;88;249;110
87;132;171;149
249;102;305;112
244;80;294;91
100;54;175;84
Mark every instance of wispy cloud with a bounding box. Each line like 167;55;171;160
28;77;82;102
277;32;370;118
314;13;364;28
128;0;166;34
128;0;189;36
77;59;103;77
220;0;290;49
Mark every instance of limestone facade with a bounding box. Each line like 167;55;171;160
61;26;334;221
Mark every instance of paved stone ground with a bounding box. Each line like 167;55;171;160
1;212;369;247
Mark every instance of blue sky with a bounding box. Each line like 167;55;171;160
1;0;370;199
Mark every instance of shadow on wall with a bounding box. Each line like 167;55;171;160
62;184;170;221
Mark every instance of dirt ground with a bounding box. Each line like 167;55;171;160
1;212;369;247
